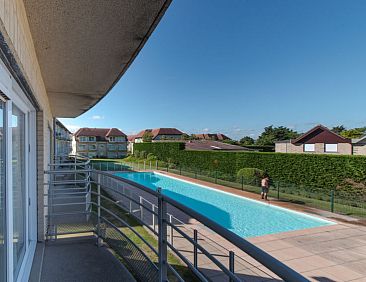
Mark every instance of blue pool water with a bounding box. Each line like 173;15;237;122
115;172;333;238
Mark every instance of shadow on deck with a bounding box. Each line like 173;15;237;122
30;236;135;282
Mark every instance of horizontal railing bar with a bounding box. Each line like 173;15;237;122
44;201;91;207
44;180;88;185
167;264;184;282
167;222;240;281
46;211;90;217
44;191;89;197
45;169;92;174
91;184;157;216
92;170;160;197
165;243;209;282
97;214;158;271
92;201;159;255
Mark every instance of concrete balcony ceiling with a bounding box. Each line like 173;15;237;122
23;0;171;117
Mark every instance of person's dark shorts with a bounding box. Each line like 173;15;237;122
261;186;269;193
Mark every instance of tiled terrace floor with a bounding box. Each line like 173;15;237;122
30;236;135;282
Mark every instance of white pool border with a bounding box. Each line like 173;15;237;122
152;171;336;225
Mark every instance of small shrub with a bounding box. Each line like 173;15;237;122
237;168;265;185
147;153;157;161
140;150;147;159
133;150;140;158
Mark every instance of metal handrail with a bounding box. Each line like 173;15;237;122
44;156;307;282
93;169;307;282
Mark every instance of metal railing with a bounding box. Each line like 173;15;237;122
45;156;308;282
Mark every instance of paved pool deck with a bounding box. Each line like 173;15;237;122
154;171;366;281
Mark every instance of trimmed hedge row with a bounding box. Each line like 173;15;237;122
134;143;366;195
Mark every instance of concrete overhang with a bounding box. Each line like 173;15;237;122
23;0;171;117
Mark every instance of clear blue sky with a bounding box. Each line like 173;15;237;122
60;0;366;140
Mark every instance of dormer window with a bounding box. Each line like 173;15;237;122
79;136;96;142
110;136;124;142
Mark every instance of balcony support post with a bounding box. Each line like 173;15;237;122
157;188;168;282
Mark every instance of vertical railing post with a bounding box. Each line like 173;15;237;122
97;174;102;247
156;160;158;170
215;170;218;184
107;162;109;171
180;165;182;175
229;251;235;281
157;188;168;282
193;229;198;269
137;162;140;171
139;196;143;220
150;161;152;170
152;205;156;232
144;160;146;170
277;181;280;200
241;175;244;190
330;189;335;213
169;214;173;245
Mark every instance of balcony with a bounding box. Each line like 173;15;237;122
29;155;308;281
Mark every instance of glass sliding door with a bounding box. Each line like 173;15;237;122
0;100;5;282
12;104;26;278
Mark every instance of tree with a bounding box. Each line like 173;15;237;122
331;125;346;135
142;131;153;142
256;126;299;146
239;136;255;145
181;133;191;140
340;128;366;139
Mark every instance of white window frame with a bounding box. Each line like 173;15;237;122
325;144;338;153
0;61;37;282
304;144;315;152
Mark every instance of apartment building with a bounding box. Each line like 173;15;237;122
55;119;72;156
0;1;170;280
73;128;127;159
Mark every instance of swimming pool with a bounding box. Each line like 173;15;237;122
115;171;334;238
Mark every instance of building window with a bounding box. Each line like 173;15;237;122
89;144;97;151
79;136;96;142
110;136;124;142
108;144;116;151
78;144;87;151
325;144;338;153
118;144;126;151
304;144;315;152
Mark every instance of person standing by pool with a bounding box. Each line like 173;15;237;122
261;175;269;200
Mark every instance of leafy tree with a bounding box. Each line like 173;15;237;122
340;128;366;139
181;133;191;140
256;126;299;146
142;131;154;142
239;136;255;145
331;125;346;135
222;139;239;145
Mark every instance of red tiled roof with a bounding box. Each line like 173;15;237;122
75;127;126;138
127;135;136;142
135;128;184;139
185;140;253;151
291;124;351;144
194;133;231;141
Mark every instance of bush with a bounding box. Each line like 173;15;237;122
147;153;157;161
140;150;147;159
237;168;265;185
134;150;141;158
134;142;366;196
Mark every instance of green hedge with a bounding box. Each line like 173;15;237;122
134;142;366;196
